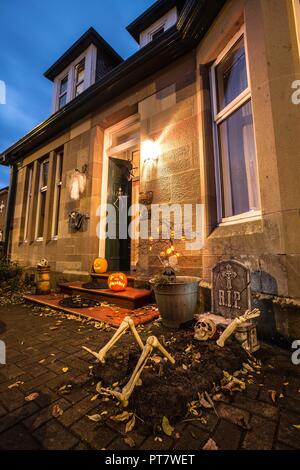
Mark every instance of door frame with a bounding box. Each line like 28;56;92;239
99;114;140;262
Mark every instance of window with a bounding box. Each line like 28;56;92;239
35;158;49;240
58;76;68;109
151;26;165;41
74;58;85;97
23;165;33;242
51;150;63;239
211;28;260;222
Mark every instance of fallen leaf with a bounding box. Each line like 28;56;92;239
202;438;219;451
199;397;213;409
154;437;163;443
110;411;133;422
269;390;277;403
25;392;39;402
90;394;99;402
283;382;289;386
39;359;46;364
8;381;24;389
124;436;136;448
87;414;102;422
125;415;136;433
101;411;108;416
182;364;188;371
52;404;63;418
162;416;174;436
293;424;300;429
62;367;69;373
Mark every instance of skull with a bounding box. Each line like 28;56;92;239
194;319;217;341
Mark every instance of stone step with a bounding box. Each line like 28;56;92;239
58;281;154;309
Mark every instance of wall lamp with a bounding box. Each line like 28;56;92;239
141;139;161;164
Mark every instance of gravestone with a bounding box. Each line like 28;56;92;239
212;260;251;319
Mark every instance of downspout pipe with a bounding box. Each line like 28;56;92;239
3;163;17;258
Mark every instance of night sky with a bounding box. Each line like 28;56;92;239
0;0;155;188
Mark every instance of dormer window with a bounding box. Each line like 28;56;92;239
151;26;165;42
58;76;68;109
74;58;85;97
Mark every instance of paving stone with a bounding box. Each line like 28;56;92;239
233;395;279;421
23;398;71;431
1;364;25;379
278;396;300;414
0;424;40;450
0;388;27;412
242;415;276;450
216;402;251;428
0;402;39;433
140;434;173;450
173;424;209;450
33;420;78;450
58;396;99;427
212;419;242;450
277;411;300;450
71;417;116;450
20;371;57;392
187;411;219;433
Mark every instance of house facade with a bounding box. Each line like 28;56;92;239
1;0;300;339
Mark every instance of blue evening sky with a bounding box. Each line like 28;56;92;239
0;0;155;188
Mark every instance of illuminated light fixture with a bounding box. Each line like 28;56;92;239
141;139;160;163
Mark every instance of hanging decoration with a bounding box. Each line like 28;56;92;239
108;272;128;291
68;167;87;201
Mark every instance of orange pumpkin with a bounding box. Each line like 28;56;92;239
108;272;127;291
93;258;108;274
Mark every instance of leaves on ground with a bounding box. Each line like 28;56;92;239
8;381;24;389
52;404;63;418
110;411;133;422
202;438;219;450
62;367;69;373
124;436;136;448
25;392;39;401
162;416;174;436
269;390;277;403
125;415;136;433
293;424;300;429
87;414;102;422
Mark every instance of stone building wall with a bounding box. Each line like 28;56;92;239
0;187;8;242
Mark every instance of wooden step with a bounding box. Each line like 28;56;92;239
58;281;154;309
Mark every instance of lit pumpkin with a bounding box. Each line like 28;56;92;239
93;258;108;274
108;272;128;291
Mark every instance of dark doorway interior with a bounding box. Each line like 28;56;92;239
105;157;132;272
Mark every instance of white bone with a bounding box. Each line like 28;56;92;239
100;335;175;407
216;309;260;348
83;316;144;363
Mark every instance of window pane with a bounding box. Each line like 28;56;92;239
152;27;164;41
37;191;46;238
216;37;248;112
60;76;68;94
58;94;67;109
42;161;49;187
75;81;84;97
218;101;259;218
53;186;61;237
75;59;85;84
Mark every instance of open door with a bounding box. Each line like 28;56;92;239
105;157;132;272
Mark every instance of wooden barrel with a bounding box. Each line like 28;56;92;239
36;266;51;295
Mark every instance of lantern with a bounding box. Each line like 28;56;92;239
93;258;108;274
108;273;128;291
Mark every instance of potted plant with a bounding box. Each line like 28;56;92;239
147;226;201;328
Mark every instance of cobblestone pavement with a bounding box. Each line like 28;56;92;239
0;303;300;450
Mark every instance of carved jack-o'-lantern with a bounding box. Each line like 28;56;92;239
93;258;108;274
108;273;128;291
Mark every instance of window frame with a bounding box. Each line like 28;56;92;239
23;165;33;243
210;26;261;225
58;75;68;110
35;158;49;241
51;150;63;240
74;58;85;98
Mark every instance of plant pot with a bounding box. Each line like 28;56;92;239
151;276;201;328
